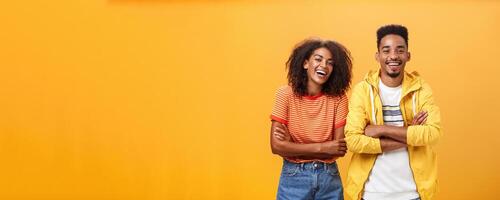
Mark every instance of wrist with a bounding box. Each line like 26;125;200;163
317;143;324;154
376;125;386;137
384;126;406;138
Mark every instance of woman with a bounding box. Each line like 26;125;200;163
270;38;352;200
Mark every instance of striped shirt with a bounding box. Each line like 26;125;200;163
270;85;348;163
382;105;404;126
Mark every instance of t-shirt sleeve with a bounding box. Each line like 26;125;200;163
334;93;348;128
270;86;290;125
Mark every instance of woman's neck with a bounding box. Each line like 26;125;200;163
307;82;322;96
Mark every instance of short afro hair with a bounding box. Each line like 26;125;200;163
376;24;408;49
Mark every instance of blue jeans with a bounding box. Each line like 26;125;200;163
277;159;343;200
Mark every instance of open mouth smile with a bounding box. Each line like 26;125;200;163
316;69;327;78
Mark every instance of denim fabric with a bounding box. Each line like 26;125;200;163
277;159;343;200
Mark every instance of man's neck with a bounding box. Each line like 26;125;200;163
380;72;403;87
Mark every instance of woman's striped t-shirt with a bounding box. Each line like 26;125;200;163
270;85;348;163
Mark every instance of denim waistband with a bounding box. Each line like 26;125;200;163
284;159;336;171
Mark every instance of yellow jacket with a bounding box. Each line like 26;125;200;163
345;69;442;200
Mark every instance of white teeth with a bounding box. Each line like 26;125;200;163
316;70;326;75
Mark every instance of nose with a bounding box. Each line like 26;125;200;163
320;60;327;68
389;51;399;60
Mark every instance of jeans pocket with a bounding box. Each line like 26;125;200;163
281;163;300;177
327;163;339;176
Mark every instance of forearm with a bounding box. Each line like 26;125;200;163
380;137;406;152
379;124;441;146
335;129;345;140
345;133;382;154
378;125;408;143
271;140;333;158
407;124;442;146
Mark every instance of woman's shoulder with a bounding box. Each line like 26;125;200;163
275;85;293;96
326;93;348;101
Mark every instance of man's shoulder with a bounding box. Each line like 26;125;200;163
405;71;437;99
352;80;370;93
348;81;372;106
407;71;433;90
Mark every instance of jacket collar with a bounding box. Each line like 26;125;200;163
364;68;422;97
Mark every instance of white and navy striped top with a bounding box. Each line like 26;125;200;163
382;105;404;127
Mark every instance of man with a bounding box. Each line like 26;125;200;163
344;24;442;200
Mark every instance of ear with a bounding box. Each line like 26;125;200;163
375;51;380;62
303;60;309;69
407;52;411;62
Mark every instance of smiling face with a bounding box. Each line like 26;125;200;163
303;47;334;89
376;34;411;78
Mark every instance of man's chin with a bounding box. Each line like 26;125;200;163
387;71;401;78
381;65;403;78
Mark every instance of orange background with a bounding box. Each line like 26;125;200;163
1;0;499;199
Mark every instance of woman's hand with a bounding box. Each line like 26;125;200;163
273;123;291;141
320;138;347;157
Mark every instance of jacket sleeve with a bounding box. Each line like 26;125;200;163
345;83;382;154
406;82;443;146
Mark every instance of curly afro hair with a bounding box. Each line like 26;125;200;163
286;38;352;97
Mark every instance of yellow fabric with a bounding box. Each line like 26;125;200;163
345;69;442;200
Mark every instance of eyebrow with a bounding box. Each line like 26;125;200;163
381;45;407;50
313;54;333;61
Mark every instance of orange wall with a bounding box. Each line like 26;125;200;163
0;0;499;199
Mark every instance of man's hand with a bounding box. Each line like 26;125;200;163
365;125;382;138
273;123;291;141
411;111;428;125
320;138;347;157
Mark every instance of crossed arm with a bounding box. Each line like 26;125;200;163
269;121;347;159
269;110;427;158
364;111;428;152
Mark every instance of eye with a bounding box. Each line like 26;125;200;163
382;50;389;54
315;58;322;62
327;61;333;66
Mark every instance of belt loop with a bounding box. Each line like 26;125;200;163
300;163;304;170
